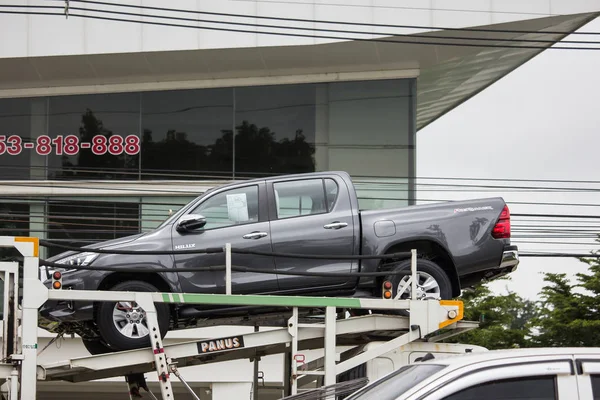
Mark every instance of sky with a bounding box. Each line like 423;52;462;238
416;17;600;300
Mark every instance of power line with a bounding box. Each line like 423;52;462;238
5;164;600;186
54;4;600;47
229;0;593;20
64;0;600;36
10;7;598;51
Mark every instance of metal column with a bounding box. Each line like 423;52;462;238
20;245;45;400
324;306;337;388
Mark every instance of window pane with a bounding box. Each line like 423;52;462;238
324;178;339;211
273;179;326;219
46;93;141;180
141;88;233;180
592;375;600;399
192;185;259;230
234;84;316;177
46;200;140;257
442;376;557;400
321;79;414;209
0;202;30;261
0;98;33;179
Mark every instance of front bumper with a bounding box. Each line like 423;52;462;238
38;270;104;328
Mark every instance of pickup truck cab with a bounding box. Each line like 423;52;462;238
345;347;600;400
39;171;519;354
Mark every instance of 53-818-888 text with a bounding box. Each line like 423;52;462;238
0;134;140;156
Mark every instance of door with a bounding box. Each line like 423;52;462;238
268;176;357;293
172;181;279;295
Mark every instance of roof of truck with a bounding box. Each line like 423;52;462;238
421;346;600;368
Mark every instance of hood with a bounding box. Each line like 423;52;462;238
45;232;147;262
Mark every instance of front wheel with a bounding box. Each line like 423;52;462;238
95;280;171;352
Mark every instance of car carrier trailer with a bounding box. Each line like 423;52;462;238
0;236;476;400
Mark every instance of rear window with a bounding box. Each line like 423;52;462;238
345;364;446;400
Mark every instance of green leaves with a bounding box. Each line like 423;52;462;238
445;277;539;349
445;241;600;349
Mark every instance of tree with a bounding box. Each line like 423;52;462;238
531;247;600;347
442;277;539;349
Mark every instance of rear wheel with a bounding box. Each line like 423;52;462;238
382;259;452;315
95;280;171;352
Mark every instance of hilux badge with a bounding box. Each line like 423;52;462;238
175;243;196;250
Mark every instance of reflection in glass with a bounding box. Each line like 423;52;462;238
234;85;316;177
140;88;234;180
0;203;30;261
46;200;140;258
47;93;141;180
0;98;33;179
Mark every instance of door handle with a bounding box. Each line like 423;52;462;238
243;231;268;239
323;222;348;230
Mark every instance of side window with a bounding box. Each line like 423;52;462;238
592;375;600;399
274;179;327;219
442;376;557;400
324;178;339;211
190;185;259;230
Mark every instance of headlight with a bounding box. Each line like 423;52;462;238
42;252;99;281
54;252;99;271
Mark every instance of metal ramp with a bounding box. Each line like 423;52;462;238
0;236;473;400
37;315;476;384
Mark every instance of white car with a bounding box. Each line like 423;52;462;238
345;347;600;400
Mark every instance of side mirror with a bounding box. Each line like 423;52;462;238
176;214;207;232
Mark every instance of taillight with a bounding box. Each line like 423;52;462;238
492;205;511;239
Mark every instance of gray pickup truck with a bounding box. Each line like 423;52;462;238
39;171;519;354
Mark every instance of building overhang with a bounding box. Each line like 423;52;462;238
0;12;597;130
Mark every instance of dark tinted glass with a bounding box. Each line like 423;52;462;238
0;202;30;260
46;93;141;180
592;375;600;399
443;376;557;400
234;84;316;177
46;200;140;257
140;88;233;180
0;98;33;179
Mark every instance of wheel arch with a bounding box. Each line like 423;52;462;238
95;272;174;321
381;239;461;297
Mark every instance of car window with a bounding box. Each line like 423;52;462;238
344;364;446;400
189;185;259;230
324;178;339;211
274;179;328;219
592;375;600;399
441;376;557;400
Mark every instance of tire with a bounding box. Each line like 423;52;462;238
95;280;171;352
383;259;452;315
337;363;367;400
81;339;113;355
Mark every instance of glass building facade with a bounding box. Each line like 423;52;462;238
0;78;416;257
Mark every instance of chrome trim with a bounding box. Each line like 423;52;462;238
500;250;519;270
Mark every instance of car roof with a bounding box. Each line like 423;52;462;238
420;347;600;368
245;170;350;183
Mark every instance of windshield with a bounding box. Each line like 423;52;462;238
344;364;446;400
